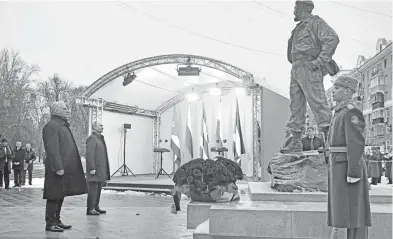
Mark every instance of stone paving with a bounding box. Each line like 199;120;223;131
0;187;192;239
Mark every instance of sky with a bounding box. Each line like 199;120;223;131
0;0;392;97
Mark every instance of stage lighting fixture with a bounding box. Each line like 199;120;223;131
186;92;199;101
122;72;137;86
177;65;201;76
235;87;246;96
210;87;222;96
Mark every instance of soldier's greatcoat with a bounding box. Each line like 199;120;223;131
327;99;371;228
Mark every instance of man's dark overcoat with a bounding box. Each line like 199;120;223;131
85;132;110;182
385;156;392;178
12;147;25;170
327;100;371;228
42;115;87;200
24;148;36;170
368;154;380;178
0;147;6;172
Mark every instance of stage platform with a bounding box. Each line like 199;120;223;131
103;174;175;193
104;174;252;194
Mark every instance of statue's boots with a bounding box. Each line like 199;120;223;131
280;132;303;154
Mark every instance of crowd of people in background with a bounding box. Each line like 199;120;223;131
0;136;37;189
364;146;392;186
283;127;393;188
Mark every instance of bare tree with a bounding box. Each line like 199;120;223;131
0;49;40;143
36;75;88;156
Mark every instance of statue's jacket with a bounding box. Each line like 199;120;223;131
327;99;372;228
287;14;340;76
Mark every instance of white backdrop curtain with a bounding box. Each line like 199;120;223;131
160;91;254;176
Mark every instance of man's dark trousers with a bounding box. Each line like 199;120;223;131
13;169;22;186
46;198;64;226
87;181;103;210
22;167;33;185
0;164;10;188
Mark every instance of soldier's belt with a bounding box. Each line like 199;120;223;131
329;147;347;153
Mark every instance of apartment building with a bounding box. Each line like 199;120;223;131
327;38;392;150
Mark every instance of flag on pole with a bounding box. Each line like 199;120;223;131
186;104;193;159
257;119;262;171
200;103;209;159
216;99;223;148
233;99;246;165
171;106;181;165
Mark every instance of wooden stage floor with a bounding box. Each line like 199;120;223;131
105;174;251;193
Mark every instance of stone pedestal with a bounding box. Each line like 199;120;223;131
268;153;328;192
188;182;393;239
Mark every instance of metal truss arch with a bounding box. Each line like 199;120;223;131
81;54;255;98
81;54;265;180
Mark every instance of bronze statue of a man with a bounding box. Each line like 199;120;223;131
281;0;340;153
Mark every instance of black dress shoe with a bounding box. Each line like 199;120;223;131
95;207;106;214
45;225;64;232
86;209;100;216
57;222;72;229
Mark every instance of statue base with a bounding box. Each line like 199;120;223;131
267;153;328;192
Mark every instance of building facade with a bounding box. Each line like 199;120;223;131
326;38;392;151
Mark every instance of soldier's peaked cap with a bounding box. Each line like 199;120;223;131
296;0;314;11
334;75;359;92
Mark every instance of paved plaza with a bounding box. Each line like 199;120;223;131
0;185;192;239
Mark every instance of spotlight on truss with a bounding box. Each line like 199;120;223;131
177;65;201;76
123;72;137;86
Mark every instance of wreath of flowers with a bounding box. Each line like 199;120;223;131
173;157;243;201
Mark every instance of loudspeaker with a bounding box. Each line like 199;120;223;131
123;123;131;129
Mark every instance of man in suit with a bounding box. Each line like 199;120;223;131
328;76;371;239
42;101;88;232
23;143;36;185
301;127;324;151
85;121;110;216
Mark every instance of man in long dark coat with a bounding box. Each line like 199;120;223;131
384;149;392;184
12;141;25;187
0;139;13;189
328;76;371;239
85;121;110;215
368;147;381;185
22;143;36;185
42;101;87;232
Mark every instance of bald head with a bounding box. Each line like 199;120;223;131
50;101;69;120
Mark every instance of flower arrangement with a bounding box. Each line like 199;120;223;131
173;157;243;202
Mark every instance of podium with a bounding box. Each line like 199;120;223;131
154;148;171;179
211;147;228;157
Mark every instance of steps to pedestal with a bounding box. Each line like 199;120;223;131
190;201;392;239
249;182;392;204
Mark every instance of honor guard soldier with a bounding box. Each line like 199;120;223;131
327;76;371;239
